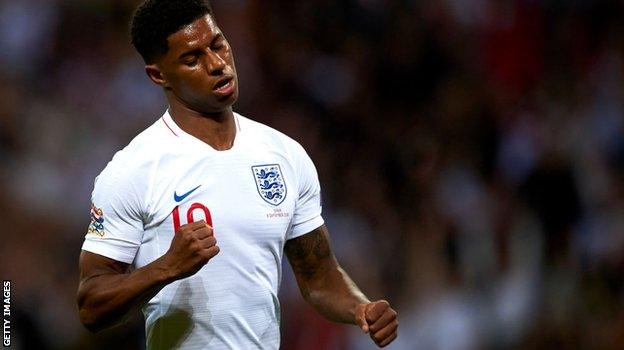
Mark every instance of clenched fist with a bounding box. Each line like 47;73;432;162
159;220;220;281
355;300;398;347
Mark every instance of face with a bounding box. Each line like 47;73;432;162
147;14;239;114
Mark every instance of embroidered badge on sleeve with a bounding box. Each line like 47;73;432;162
87;203;105;236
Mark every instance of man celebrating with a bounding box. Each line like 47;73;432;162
77;1;397;349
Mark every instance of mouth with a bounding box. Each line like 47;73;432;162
213;76;235;96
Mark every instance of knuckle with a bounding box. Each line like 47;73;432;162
200;228;210;235
199;250;213;260
199;230;213;240
203;237;216;247
181;222;196;230
189;242;201;252
202;246;219;259
206;247;217;256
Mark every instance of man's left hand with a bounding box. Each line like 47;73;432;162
355;300;398;347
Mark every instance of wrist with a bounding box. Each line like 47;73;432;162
351;300;370;324
151;254;179;284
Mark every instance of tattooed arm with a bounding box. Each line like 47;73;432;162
284;224;398;347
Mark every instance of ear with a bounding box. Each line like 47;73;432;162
145;64;171;89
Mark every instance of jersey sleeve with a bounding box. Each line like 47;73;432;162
81;161;146;264
287;144;324;240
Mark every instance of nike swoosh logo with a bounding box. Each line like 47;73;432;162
174;185;202;202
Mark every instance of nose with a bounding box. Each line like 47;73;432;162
205;52;226;76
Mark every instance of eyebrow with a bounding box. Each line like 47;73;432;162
177;33;223;60
178;48;202;60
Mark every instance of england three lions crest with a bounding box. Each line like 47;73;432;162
252;164;287;206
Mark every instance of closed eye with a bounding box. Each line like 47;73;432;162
180;52;201;67
184;58;199;67
211;34;226;51
179;48;203;66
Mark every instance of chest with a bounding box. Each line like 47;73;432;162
144;149;297;246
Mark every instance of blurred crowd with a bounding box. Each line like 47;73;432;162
0;0;623;349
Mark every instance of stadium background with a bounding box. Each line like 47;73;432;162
0;0;623;349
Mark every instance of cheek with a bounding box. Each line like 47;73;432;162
173;77;214;105
176;70;210;91
224;48;236;71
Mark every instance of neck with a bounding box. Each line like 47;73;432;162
167;98;236;151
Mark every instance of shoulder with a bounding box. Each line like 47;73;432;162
95;117;170;192
236;113;309;159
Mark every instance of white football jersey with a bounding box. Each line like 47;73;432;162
82;110;324;350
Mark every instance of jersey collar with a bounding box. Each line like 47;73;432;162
161;110;242;152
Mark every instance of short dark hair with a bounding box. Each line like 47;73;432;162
131;0;212;63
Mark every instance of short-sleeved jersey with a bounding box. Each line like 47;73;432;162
82;111;324;350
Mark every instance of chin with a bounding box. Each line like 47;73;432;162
186;95;236;115
217;91;239;109
199;102;236;115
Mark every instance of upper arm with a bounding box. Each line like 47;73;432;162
287;142;324;240
79;250;130;281
81;161;146;264
77;250;130;305
285;224;336;283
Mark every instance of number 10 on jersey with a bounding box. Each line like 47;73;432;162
172;203;213;232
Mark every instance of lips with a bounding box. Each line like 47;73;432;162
213;76;235;96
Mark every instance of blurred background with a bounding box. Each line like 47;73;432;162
0;0;623;349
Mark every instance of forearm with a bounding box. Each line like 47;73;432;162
302;263;369;324
286;225;398;347
77;256;173;332
286;225;370;324
78;221;218;332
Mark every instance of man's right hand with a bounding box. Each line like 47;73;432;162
159;220;220;281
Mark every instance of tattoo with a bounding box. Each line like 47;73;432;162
285;225;370;324
285;225;333;280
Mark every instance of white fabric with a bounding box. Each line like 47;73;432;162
81;110;324;350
